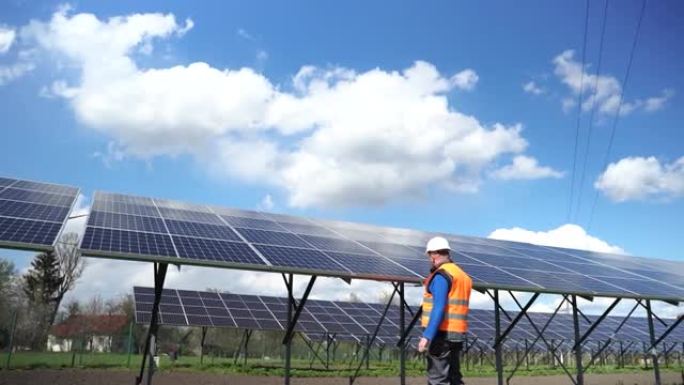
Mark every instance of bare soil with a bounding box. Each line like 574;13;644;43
0;369;682;385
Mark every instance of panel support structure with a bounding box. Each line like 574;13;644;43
571;295;584;385
493;290;504;385
282;274;317;385
645;299;661;385
136;262;168;385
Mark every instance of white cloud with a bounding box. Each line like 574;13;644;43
595;156;684;202
522;81;544;95
22;8;542;208
257;194;275;211
0;26;16;53
62;193;90;238
0;61;35;85
488;223;624;254
643;89;674;112
237;28;254;41
449;68;478;91
490;155;563;180
553;50;671;117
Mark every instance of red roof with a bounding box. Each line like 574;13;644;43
51;314;129;338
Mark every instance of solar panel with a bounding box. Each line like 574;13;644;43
83;191;684;302
134;286;684;351
0;177;79;251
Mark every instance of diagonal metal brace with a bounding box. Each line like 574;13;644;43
282;275;317;344
396;306;422;347
573;297;621;351
646;314;684;352
494;292;540;348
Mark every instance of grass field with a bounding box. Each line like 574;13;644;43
3;351;683;378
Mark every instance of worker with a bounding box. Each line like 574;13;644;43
417;236;472;385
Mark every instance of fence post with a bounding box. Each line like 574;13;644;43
127;322;134;368
4;310;17;370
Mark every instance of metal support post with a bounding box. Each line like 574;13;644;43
284;273;293;385
493;290;504;385
136;262;168;385
571;295;584;385
645;300;661;385
399;282;406;385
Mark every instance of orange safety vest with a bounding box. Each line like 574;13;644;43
421;261;472;334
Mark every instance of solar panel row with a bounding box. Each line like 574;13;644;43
134;287;684;348
0;177;79;250
82;192;684;302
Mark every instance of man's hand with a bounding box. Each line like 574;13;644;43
418;337;429;353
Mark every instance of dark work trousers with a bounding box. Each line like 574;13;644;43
426;334;464;385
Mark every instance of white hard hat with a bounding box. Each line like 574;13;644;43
425;236;451;254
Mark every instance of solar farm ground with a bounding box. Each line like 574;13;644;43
2;353;683;385
1;369;683;385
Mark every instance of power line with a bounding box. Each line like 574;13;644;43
566;0;592;224
587;0;648;231
574;0;610;223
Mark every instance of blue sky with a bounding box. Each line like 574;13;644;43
1;1;683;309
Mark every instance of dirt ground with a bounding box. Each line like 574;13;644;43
0;370;682;385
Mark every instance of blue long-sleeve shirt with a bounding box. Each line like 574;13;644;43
422;274;448;340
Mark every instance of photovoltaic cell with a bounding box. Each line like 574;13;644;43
158;207;224;225
0;188;75;206
88;211;168;234
220;215;286;231
12;180;78;195
172;236;265;265
91;200;161;217
0;177;15;187
235;228;311;248
165;219;242;241
253;244;349;273
0;216;63;245
323;251;419;279
0;199;70;222
81;227;177;257
298;235;370;254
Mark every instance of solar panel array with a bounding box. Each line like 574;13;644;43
84;192;684;301
0;177;79;250
134;287;684;350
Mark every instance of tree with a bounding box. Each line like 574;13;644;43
23;251;63;305
21;232;85;349
0;259;17;348
49;232;86;326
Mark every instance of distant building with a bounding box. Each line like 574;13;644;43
47;314;129;352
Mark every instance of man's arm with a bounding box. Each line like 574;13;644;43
422;274;448;341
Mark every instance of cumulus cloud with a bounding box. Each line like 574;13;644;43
595;156;684;202
490;155;564;180
488;223;624;254
522;81;544;95
449;68;478;91
0;26;16;53
553;50;672;117
19;8;552;208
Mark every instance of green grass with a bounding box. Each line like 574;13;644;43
3;352;683;378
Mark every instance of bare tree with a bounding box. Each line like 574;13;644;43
86;295;105;315
48;232;86;327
